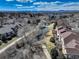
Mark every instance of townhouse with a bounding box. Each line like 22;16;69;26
56;25;79;59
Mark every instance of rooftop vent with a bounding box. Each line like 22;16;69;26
75;45;79;49
60;30;66;34
58;26;63;30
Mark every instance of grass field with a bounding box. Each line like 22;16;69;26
43;23;56;53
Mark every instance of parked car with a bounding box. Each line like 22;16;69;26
1;34;8;43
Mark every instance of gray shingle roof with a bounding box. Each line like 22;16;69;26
0;24;16;34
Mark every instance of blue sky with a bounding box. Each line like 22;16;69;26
0;0;79;11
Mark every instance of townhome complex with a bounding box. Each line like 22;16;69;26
55;19;79;59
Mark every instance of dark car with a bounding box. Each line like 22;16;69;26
0;34;2;40
1;34;8;43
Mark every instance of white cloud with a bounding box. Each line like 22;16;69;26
62;2;79;7
33;1;62;5
6;0;14;1
33;1;61;11
16;0;35;2
33;2;49;5
53;1;62;3
16;4;23;7
4;0;79;11
5;1;79;11
17;6;35;8
33;1;79;11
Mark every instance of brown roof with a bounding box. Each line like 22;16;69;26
57;20;64;26
57;26;79;55
64;33;75;44
66;48;79;55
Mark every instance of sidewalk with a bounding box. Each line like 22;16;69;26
42;44;52;59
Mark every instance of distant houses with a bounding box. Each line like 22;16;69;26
0;12;46;43
0;24;18;43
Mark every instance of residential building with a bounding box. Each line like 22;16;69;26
56;26;79;59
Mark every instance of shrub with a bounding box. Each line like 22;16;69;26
0;40;2;45
50;37;55;43
53;22;57;29
50;48;58;59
